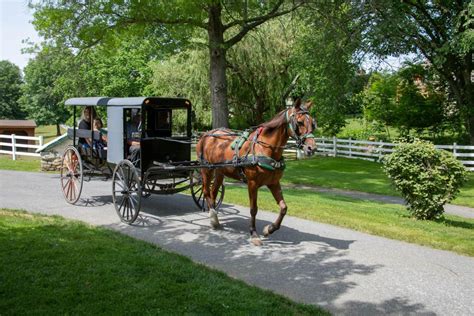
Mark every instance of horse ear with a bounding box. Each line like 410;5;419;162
293;98;302;110
304;100;313;110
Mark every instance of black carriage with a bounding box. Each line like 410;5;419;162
60;97;224;223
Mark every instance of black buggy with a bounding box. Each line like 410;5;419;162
60;97;224;223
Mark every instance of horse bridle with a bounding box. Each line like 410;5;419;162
285;108;315;148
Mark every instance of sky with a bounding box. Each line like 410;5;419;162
0;0;41;71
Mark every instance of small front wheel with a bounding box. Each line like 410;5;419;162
112;160;142;224
60;146;83;204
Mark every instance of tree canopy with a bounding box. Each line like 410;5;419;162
362;0;473;143
31;0;305;128
0;60;25;120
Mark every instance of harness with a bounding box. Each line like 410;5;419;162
199;108;315;182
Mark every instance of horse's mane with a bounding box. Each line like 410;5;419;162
257;99;302;131
258;110;287;131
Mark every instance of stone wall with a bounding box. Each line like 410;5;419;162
41;152;62;171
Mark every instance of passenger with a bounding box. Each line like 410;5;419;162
126;110;141;163
78;106;97;147
92;118;107;159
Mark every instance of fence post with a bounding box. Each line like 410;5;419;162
12;134;16;160
39;135;44;147
378;141;383;162
453;142;457;157
333;136;337;157
349;138;352;157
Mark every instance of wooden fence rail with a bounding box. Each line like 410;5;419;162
285;137;474;171
0;134;43;160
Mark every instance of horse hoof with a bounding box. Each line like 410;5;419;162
263;224;272;237
251;237;263;246
209;209;220;229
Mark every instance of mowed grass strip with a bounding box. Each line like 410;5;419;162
223;187;474;257
283;156;474;208
0;155;40;172
0;209;326;315
35;124;65;144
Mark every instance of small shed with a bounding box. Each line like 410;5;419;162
0;120;37;152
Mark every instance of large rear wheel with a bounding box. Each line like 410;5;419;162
112;160;142;224
190;170;225;211
60;146;83;204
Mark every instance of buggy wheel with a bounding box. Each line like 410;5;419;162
112;160;142;224
190;170;225;211
60;146;83;204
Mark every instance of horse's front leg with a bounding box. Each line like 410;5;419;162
248;180;262;246
263;182;287;237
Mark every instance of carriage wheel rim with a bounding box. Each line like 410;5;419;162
60;146;83;204
112;160;141;224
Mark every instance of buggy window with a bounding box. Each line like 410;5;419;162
171;108;187;137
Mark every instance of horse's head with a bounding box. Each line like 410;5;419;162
286;99;317;156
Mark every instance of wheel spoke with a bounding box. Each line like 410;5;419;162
118;196;126;214
129;195;136;213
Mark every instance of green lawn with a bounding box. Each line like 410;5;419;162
0;155;40;172
35;124;65;144
0;209;325;315
283;156;474;208
222;186;474;257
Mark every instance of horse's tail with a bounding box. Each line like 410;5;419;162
196;132;207;163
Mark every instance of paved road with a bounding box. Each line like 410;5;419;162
1;170;473;315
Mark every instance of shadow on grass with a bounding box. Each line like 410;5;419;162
439;218;474;230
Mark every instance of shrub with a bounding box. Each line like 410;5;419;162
383;139;468;220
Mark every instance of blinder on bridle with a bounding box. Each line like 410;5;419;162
285;107;316;149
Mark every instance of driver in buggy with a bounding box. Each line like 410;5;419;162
126;109;141;166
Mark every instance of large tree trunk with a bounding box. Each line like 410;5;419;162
208;4;229;128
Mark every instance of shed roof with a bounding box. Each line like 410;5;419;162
0;120;37;128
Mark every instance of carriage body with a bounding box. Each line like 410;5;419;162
64;97;192;168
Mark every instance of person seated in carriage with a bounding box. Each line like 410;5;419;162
126;109;141;163
78;106;97;148
92;118;107;159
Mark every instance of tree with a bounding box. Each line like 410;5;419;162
291;1;366;135
362;64;447;137
0;60;25;119
31;0;305;128
226;18;297;127
20;45;73;135
363;0;473;143
146;18;298;130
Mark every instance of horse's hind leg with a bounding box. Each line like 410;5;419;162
202;169;220;229
263;182;287;237
211;171;224;207
248;181;262;246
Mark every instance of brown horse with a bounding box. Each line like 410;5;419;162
196;99;316;246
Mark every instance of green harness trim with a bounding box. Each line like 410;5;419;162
248;155;286;171
230;130;250;150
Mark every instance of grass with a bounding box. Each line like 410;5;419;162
222;186;474;257
0;209;326;315
0;155;40;172
283;156;474;208
35;124;65;144
284;156;396;196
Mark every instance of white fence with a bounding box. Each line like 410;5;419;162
286;137;474;171
0;134;44;160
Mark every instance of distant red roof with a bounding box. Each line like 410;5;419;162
0;120;37;128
